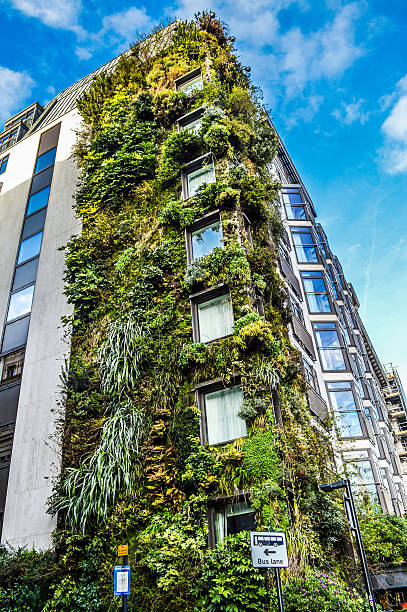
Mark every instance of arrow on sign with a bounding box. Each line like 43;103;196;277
264;549;276;556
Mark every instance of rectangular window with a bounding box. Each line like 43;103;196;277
26;186;50;216
195;292;234;343
0;350;24;383
282;188;306;220
289;296;305;324
12;258;39;292
17;232;43;265
290;227;318;263
301;270;331;313
303;358;320;393
0;156;8;175
213;500;256;544
34;147;56;174
185;161;215;199
1;316;30;353
7;285;34;322
327;266;339;300
316;227;328;258
30;166;53;195
176;68;203;95
188;214;222;261
202;385;246;445
351;460;379;503
327;380;362;438
313;322;346;371
21;208;47;240
178;108;204;135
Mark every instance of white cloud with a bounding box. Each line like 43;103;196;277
102;6;153;42
75;47;92;61
332;98;371;124
381;75;407;174
8;0;83;33
0;66;35;123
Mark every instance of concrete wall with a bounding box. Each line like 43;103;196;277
1;112;81;549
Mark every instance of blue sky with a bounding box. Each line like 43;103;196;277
1;0;407;387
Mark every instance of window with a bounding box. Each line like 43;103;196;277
0;350;24;383
327;381;363;438
327;266;339;300
188;214;222;261
7;285;34;322
0;129;18;150
176;68;203;95
290;227;318;263
12;258;39;292
178;108;204;134
351;460;379;502
303;358;320;393
282;188;306;220
313;322;346;371
212;500;256;545
1;316;30;353
201;385;246;445
17;232;43;265
192;290;234;343
184;158;216;199
380;468;390;491
26;186;50;216
34;147;56;174
301;270;331;313
316;227;328;258
289;296;305;324
0;156;8;175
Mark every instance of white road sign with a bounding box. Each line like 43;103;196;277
250;531;289;568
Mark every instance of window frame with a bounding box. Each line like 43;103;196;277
326;379;366;439
207;492;255;548
185;210;222;265
312;321;349;372
301;269;332;314
0;155;9;175
281;186;308;221
177;106;205;133
290;225;320;264
175;67;203;95
181;153;216;200
196;377;246;446
190;285;234;343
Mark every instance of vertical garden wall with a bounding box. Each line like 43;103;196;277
0;14;398;612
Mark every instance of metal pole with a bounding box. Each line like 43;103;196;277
275;568;284;612
344;479;377;612
122;555;128;612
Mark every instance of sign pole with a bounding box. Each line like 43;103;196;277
275;567;285;612
122;552;128;612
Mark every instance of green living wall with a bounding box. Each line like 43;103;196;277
0;14;399;611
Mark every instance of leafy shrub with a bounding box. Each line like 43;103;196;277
359;509;407;564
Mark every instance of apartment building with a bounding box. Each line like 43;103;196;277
383;364;407;475
0;42;405;551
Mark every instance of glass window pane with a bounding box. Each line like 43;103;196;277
34;147;56;174
329;390;356;411
0;156;8;175
336;411;363;437
205;386;246;445
30;166;53;194
21;208;47;239
1;316;30;353
181;117;202;134
178;75;203;94
315;329;340;347
306;293;331;312
282;191;302;203
285;204;306;220
12;258;39;292
192;221;222;259
7;285;34;321
26;186;50;215
226;502;256;536
319;348;346;370
197;294;234;342
17;232;43;265
187;163;215;198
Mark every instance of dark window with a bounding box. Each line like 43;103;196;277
282;188;306;220
183;157;215;199
37;123;60;156
290;296;305;324
175;68;203;95
17;232;43;265
211;499;256;545
12;258;39;292
1;316;30;353
303;358;320;393
0;156;8;175
178;107;204;134
301;270;331;313
26;186;50;215
0;467;10;515
34;147;56;174
327;381;363;438
21;208;47;240
291;227;318;263
30;166;53;195
187;213;222;262
0;384;20;425
313;321;347;371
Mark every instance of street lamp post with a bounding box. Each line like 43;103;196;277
320;478;377;612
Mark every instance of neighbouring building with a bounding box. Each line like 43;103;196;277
0;20;405;556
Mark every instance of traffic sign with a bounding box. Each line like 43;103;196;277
114;565;131;595
118;544;128;557
250;531;289;568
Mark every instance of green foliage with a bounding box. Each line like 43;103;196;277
50;400;143;531
359;507;407;564
159;199;196;228
242;430;280;484
157;129;202;184
195;532;268;611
